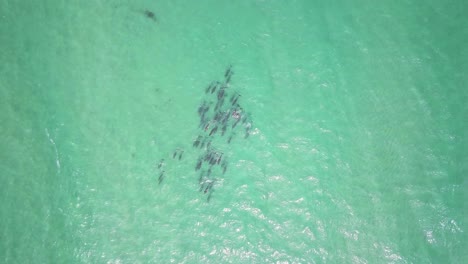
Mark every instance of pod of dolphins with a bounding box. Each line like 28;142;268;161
156;65;253;202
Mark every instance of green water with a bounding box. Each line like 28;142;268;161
1;0;467;263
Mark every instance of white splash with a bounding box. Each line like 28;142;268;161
45;128;61;173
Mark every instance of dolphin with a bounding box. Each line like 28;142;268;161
225;65;232;78
198;102;206;115
143;10;157;22
217;88;225;100
232;119;240;128
221;160;227;174
221;124;227;136
222;115;229;125
193;135;202;147
199;182;206;192
204;181;214;193
232;94;240;105
209;156;217;165
216;154;223;165
209;126;218;136
195;158;202;171
157;159;164;169
199;170;206;183
158;170;165;184
204;152;212;162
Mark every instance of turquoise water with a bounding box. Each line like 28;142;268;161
1;0;467;263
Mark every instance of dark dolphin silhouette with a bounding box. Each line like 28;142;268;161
143;10;157;22
158;170;165;184
209;126;218;136
158;159;164;169
225;65;232;78
195;158;202;171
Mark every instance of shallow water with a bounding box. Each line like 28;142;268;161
1;0;467;263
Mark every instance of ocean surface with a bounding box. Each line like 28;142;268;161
1;0;467;263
